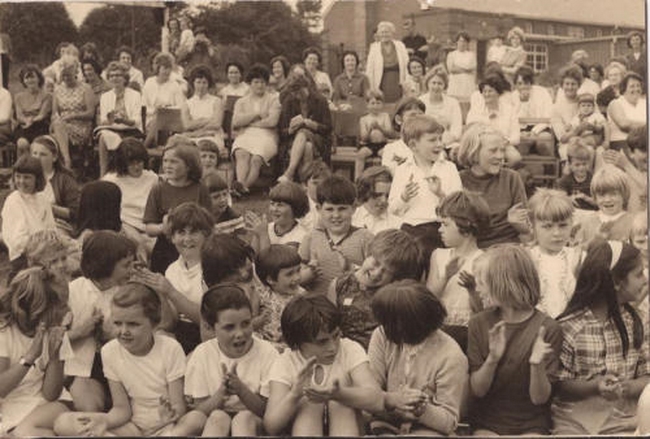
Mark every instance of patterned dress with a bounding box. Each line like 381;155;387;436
55;82;93;146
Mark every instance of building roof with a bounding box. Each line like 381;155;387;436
421;0;645;29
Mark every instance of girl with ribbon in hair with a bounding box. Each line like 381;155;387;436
552;238;649;435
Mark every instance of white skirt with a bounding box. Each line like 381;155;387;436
232;126;278;164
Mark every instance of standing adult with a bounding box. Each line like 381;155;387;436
500;26;527;84
231;64;281;195
366;21;410;103
608;72;646;153
332;50;370;104
446;31;477;115
402;17;428;62
624;30;646;83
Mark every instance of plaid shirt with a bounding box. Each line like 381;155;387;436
555;307;650;382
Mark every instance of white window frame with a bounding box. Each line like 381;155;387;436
524;42;548;73
567;26;585;38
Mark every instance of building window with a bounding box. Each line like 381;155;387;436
547;24;555;35
524;43;548;73
523;22;533;34
567;26;585;38
596;28;603;37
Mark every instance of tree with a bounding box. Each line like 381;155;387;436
296;0;322;32
194;1;317;70
0;2;78;65
78;4;162;73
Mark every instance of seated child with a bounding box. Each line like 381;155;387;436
0;268;72;436
388;114;462;261
575;165;634;245
426;190;490;351
357;90;395;178
556;138;598;210
299;159;331;231
65;231;137;413
352;166;403;234
134;202;214;354
200;233;264;334
600;124;647;213
527;188;583;318
54;283;205;436
368;280;468;436
255;244;306;350
1;155;57;278
198;138;221;178
568;93;609;148
329;229;424;350
629;213;649;315
246;181;309;254
299;175;374;296
263;294;385;436
381;97;425;175
102;138;159;258
184;284;280;436
203;173;246;236
552;239;649;435
468;245;563;436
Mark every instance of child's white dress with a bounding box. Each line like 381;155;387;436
101;334;185;434
0;324;73;434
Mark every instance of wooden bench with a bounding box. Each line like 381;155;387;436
330;146;381;181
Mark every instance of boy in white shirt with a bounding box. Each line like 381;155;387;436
184;284;279;436
388;114;462;260
381;97;425;175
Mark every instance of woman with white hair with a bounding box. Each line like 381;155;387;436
499;26;527;84
50;55;96;169
366;21;410;103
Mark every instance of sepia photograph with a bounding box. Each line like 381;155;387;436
0;0;647;436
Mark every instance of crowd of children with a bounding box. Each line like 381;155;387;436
0;28;649;439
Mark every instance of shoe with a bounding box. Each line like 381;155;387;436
231;181;248;198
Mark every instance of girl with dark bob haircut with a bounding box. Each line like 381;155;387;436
371;279;447;345
109;137;150;175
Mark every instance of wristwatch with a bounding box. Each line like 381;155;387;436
19;357;34;368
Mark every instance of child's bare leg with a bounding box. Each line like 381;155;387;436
234;149;251;184
328;400;361;436
535;131;555;157
282;130;308;181
243;155;264;189
296;141;315;183
144;118;158;149
355;146;373;181
201;409;231;436
70;377;107;411
505;144;522;168
292;401;324;436
13;401;68;437
231;410;262;436
109;421;142;436
171;410;207;436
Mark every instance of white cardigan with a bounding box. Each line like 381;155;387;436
365;40;410;91
99;88;143;132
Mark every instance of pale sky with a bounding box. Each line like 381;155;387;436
64;0;336;27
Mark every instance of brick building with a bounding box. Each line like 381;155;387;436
322;0;645;83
